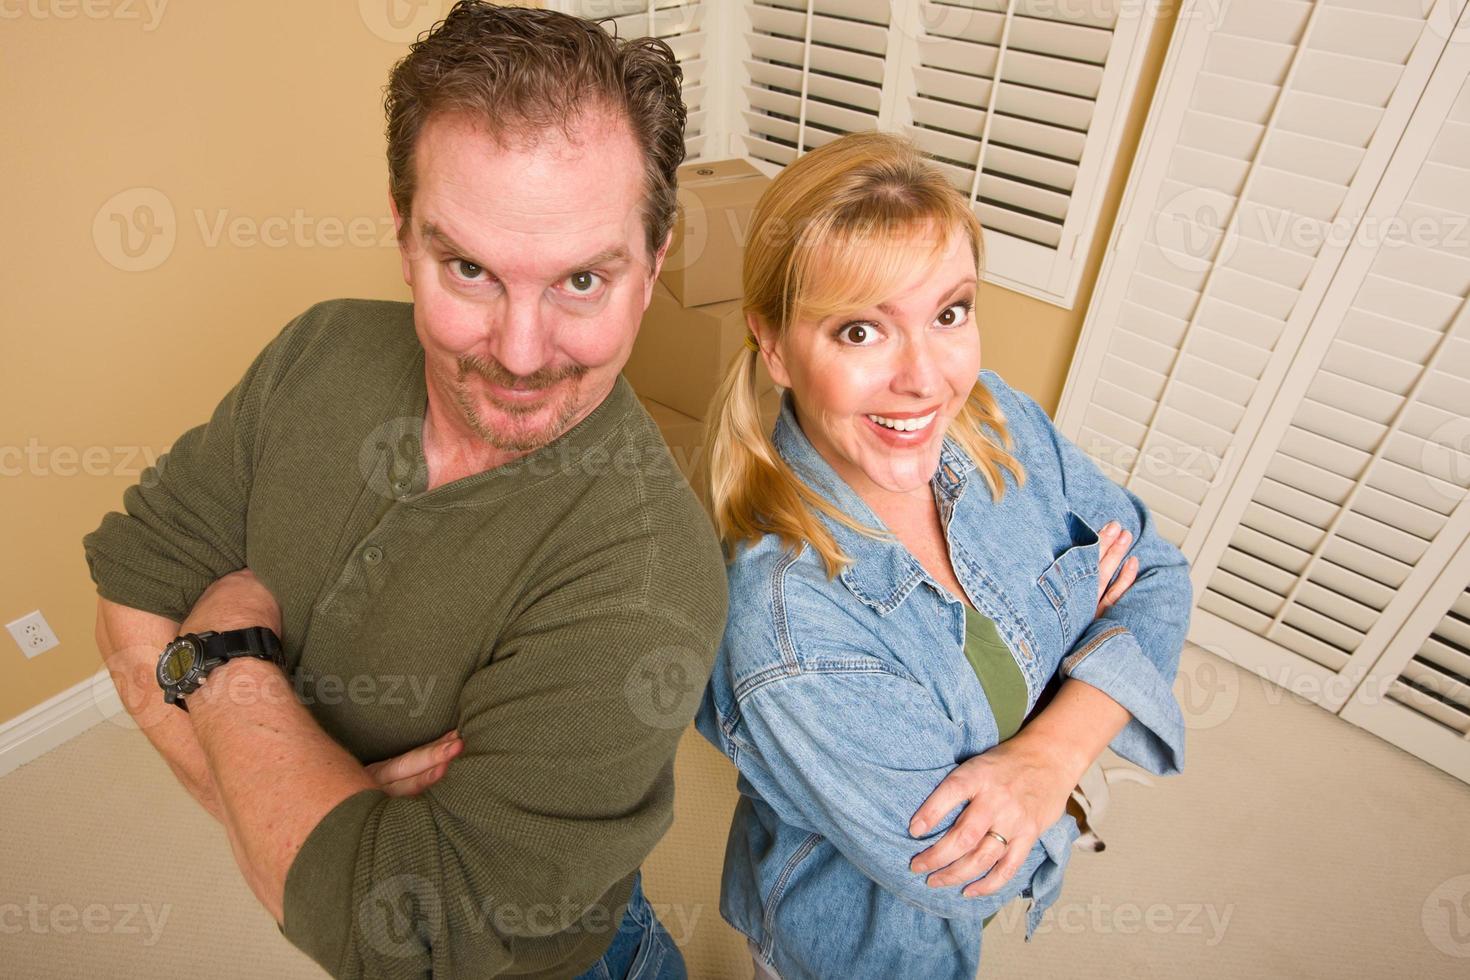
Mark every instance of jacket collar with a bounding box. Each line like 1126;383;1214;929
770;389;977;616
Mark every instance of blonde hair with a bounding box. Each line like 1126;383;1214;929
705;132;1025;577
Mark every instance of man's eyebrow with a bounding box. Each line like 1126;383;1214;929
557;245;633;279
875;277;977;317
421;222;476;260
420;223;632;278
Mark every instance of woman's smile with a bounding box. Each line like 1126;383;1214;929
862;408;941;446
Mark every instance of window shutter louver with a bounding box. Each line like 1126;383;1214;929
1388;586;1470;734
1332;65;1470;780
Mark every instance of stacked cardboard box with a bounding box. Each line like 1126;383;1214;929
627;158;783;510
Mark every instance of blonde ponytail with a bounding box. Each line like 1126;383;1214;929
704;343;887;578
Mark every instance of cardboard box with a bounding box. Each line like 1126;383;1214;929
659;158;769;308
640;396;711;508
625;281;778;421
640;390;783;515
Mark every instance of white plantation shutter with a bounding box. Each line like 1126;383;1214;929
1192;51;1470;725
740;0;893;167
1057;0;1456;556
1058;0;1470;780
1399;585;1470;736
1394;584;1470;735
1325;64;1470;781
902;1;1144;302
559;0;711;159
1342;564;1470;779
1339;522;1470;780
736;0;1162;307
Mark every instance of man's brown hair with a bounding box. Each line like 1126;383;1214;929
384;1;687;260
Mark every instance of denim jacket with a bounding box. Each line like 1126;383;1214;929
694;370;1192;980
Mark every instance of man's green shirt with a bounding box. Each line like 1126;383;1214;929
83;299;729;979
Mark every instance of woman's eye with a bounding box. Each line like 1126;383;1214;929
451;259;487;281
563;271;604;296
936;302;971;328
836;321;880;346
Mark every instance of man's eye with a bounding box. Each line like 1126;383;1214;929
451;259;487;281
564;271;604;296
836;321;880;346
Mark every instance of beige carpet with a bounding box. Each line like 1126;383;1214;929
1;644;1466;979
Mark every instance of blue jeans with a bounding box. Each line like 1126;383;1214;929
573;872;686;980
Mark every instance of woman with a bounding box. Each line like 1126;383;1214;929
693;133;1192;979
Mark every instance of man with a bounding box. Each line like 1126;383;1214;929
82;4;727;978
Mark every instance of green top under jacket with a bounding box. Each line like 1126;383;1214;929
961;606;1029;742
82;299;729;980
961;605;1028;933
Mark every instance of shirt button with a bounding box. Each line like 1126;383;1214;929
392;479;411;496
363;545;384;565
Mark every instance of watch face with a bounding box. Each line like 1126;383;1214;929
159;638;198;686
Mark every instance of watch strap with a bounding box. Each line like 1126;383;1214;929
200;626;284;667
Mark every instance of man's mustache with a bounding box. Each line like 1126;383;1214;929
455;355;586;391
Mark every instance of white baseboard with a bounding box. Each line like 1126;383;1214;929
0;669;125;779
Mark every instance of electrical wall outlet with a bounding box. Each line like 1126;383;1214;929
6;611;60;659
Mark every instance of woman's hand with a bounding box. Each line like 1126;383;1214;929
907;736;1074;896
1095;520;1137;616
365;729;464;797
907;523;1140;896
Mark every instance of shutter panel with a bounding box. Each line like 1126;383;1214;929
560;0;709;159
1189;27;1470;722
1056;0;1457;561
905;0;1114;253
1394;587;1470;736
1060;0;1470;780
1333;65;1470;783
738;0;1163;307
740;0;892;167
1342;545;1470;782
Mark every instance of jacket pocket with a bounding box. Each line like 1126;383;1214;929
1037;510;1100;636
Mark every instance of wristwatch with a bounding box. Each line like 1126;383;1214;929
156;627;285;712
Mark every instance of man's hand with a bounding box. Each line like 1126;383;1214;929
183;570;462;797
368;729;464;797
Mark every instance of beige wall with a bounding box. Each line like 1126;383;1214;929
0;0;1178;727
